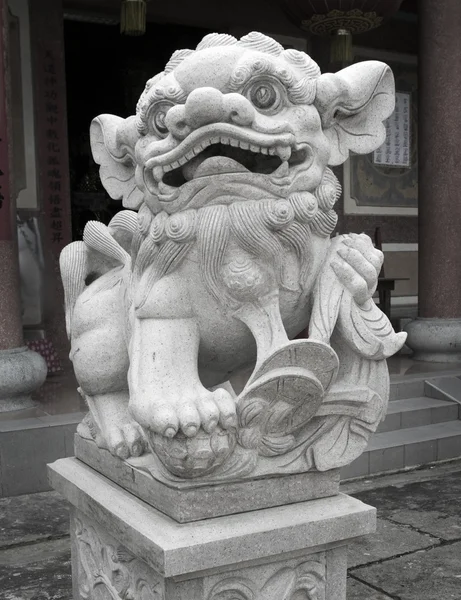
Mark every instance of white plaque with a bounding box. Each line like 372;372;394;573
373;91;411;168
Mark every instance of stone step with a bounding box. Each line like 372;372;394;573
389;369;461;401
390;379;425;401
378;396;459;433
341;420;461;480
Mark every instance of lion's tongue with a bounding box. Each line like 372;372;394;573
183;156;249;180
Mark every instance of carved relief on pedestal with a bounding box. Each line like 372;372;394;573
61;31;406;482
207;555;326;600
74;514;163;600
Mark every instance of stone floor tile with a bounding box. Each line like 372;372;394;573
348;518;439;568
0;538;72;600
352;470;461;540
0;491;69;548
351;542;461;600
347;577;394;599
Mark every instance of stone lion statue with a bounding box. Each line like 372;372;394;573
61;32;405;479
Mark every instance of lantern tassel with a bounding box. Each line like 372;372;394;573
330;29;353;64
121;0;146;36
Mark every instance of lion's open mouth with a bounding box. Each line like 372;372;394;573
150;135;310;189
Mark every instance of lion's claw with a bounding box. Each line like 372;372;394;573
130;385;236;438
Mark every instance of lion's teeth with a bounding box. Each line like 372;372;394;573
211;136;220;144
273;161;289;177
192;147;201;156
178;156;188;165
229;139;239;147
250;144;260;153
260;147;269;155
163;164;174;173
239;141;250;150
277;146;292;161
171;160;181;169
221;136;230;144
268;148;276;155
158;180;175;195
153;166;164;182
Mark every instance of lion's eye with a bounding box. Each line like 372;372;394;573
150;102;173;136
154;111;168;134
247;81;281;112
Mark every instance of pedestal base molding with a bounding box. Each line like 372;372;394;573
0;345;47;411
49;457;376;600
404;318;461;362
74;435;340;523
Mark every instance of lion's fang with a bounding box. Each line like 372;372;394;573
276;146;292;161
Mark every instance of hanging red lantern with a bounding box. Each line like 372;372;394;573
282;0;403;63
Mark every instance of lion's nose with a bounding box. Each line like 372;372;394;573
165;88;256;139
185;88;226;129
165;87;255;140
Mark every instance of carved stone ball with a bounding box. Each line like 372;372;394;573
222;258;272;302
149;426;236;478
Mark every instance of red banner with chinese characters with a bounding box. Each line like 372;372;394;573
31;17;72;255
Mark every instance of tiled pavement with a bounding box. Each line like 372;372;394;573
2;462;461;599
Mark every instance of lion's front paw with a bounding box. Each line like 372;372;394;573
79;406;147;460
130;384;237;438
101;419;146;460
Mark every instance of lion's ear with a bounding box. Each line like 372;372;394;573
314;61;395;166
90;114;144;210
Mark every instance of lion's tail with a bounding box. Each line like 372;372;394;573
60;241;88;340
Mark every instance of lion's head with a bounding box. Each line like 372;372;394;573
89;32;394;307
90;32;394;222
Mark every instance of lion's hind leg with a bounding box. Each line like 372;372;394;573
63;218;146;459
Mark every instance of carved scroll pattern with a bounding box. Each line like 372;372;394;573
75;515;163;600
207;556;325;600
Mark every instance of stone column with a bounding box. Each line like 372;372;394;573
0;0;46;410
405;0;461;361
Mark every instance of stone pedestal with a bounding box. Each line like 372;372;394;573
405;0;461;361
405;318;461;363
0;346;48;412
49;457;375;600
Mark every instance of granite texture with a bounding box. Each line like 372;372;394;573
48;457;376;579
418;0;461;320
405;317;461;362
47;30;407;600
75;435;340;522
0;346;47;411
0;242;23;350
70;509;348;600
403;0;461;362
60;30;404;485
49;453;373;599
